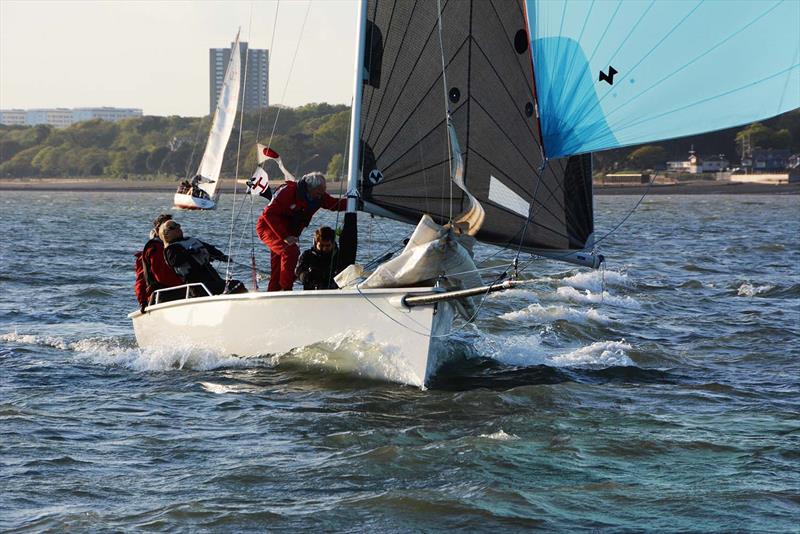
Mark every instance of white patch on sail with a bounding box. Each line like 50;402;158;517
488;175;530;217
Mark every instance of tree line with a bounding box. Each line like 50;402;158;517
1;105;797;179
0;103;351;180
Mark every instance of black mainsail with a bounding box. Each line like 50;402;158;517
356;0;595;259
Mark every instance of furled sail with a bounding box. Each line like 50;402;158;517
196;32;243;200
358;0;595;255
527;0;800;158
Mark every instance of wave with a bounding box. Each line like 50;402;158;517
499;303;611;325
477;333;634;369
555;286;641;309
736;282;775;297
548;340;635;368
559;269;629;292
268;330;426;388
479;429;519;441
755;243;786;252
1;330;254;372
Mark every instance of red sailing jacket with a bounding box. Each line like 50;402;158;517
135;238;184;305
257;180;346;242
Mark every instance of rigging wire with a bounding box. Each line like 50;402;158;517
263;1;313;159
224;0;313;285
225;11;254;281
248;0;280;287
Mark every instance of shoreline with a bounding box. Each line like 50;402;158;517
1;178;798;195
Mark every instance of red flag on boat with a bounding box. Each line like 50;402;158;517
257;144;280;163
256;144;295;181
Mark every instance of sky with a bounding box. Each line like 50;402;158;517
0;0;359;116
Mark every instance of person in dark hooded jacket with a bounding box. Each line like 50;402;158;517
295;226;342;290
159;221;246;297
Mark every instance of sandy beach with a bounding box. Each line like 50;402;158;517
1;177;798;195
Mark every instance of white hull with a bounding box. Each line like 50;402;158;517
129;287;455;388
173;192;216;210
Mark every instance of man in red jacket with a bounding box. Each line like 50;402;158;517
256;173;346;291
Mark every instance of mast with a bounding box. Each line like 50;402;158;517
338;0;367;267
345;0;367;213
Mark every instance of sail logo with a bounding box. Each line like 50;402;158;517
599;66;618;85
368;169;384;185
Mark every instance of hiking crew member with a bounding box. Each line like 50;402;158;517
135;213;184;312
159;221;245;297
256;173;346;291
295;226;342;290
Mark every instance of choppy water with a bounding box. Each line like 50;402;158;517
1;191;798;532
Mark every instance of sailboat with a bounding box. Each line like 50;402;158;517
173;31;243;210
132;0;799;387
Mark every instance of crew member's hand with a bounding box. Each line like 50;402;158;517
284;236;299;246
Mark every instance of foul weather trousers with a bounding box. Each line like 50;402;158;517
257;220;299;291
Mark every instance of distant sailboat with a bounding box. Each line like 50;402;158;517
134;0;799;387
174;31;242;210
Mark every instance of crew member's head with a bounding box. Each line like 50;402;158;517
302;172;327;201
150;213;173;239
314;226;336;254
159;220;183;244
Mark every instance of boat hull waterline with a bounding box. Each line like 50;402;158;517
129;287;455;387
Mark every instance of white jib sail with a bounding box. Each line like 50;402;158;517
196;31;242;201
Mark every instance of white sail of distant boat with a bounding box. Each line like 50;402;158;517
174;30;242;210
135;0;800;387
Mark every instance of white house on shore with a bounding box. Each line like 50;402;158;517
667;147;729;174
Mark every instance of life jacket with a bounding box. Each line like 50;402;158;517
165;237;211;277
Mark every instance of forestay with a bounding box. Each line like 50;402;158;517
357;0;595;256
528;0;800;158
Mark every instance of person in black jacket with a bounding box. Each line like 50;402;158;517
159;221;246;297
295;226;342;290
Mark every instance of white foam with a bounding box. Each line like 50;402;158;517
269;330;425;388
200;381;242;394
737;282;773;297
477;334;633;369
548;340;634;368
480;429;519;441
560;269;629;292
486;287;538;300
499;303;611;325
0;331;70;350
81;343;253;372
1;330;253;372
555;286;641;309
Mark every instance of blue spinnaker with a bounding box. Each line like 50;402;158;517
527;0;800;158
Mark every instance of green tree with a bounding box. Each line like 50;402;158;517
326;153;345;181
30;146;62;176
626;145;667;169
0;145;41;176
0;139;22;164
